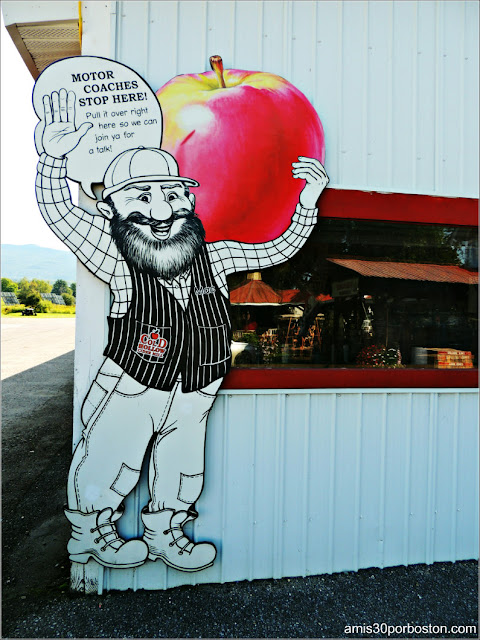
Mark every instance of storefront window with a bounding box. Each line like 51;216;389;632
228;220;478;370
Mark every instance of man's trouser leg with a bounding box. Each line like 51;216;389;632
141;376;222;571
68;358;170;512
147;377;222;512
65;359;172;568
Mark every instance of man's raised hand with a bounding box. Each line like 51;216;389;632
42;89;92;159
292;157;329;210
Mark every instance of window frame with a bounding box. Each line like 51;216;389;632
225;189;478;390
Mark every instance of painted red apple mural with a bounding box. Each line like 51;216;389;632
157;56;325;243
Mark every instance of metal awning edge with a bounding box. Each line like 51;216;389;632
5;18;81;79
5;23;39;78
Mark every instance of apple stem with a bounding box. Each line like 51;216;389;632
210;55;226;89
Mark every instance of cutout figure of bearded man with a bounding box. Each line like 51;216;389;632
36;88;329;572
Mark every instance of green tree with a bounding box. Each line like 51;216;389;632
70;282;76;297
1;278;18;293
17;278;32;304
30;279;52;293
17;277;51;295
52;279;72;295
17;286;41;309
17;277;30;295
62;293;75;306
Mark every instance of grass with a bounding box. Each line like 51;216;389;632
1;303;75;317
30;313;76;318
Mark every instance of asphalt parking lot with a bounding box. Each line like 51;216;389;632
1;316;76;379
1;316;478;638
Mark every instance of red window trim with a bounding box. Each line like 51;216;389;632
222;368;478;390
223;191;478;391
319;189;478;227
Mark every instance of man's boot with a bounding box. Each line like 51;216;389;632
142;508;216;572
65;507;148;568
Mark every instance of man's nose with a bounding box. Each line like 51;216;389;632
150;199;173;222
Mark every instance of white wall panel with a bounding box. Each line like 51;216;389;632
415;1;437;193
98;388;479;591
462;1;479;195
74;2;119;450
110;0;478;197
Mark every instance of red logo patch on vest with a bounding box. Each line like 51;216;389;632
135;326;169;360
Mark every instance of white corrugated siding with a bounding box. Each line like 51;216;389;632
109;0;479;197
93;388;479;592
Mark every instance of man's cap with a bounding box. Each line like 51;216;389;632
102;147;199;199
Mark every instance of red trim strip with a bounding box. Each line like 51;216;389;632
319;189;478;227
222;368;478;390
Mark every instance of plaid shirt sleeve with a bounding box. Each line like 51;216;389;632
206;204;318;279
35;153;122;284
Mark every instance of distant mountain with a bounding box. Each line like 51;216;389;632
1;244;76;283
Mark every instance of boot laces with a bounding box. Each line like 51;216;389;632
90;523;122;551
163;525;194;555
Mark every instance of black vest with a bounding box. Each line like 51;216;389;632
104;245;232;392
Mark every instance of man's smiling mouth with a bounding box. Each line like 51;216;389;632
150;221;173;241
126;209;194;242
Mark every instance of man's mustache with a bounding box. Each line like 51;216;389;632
126;209;194;227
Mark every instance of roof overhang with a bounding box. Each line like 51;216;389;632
2;1;81;79
328;258;479;284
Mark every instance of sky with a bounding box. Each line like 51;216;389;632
1;13;68;251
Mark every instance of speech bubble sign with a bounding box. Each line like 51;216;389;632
33;56;162;198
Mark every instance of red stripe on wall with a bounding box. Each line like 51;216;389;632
318;189;478;227
222;368;478;390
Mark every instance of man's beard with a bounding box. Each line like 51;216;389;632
109;204;205;280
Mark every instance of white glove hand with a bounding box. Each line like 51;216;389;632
42;89;92;159
292;156;329;209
